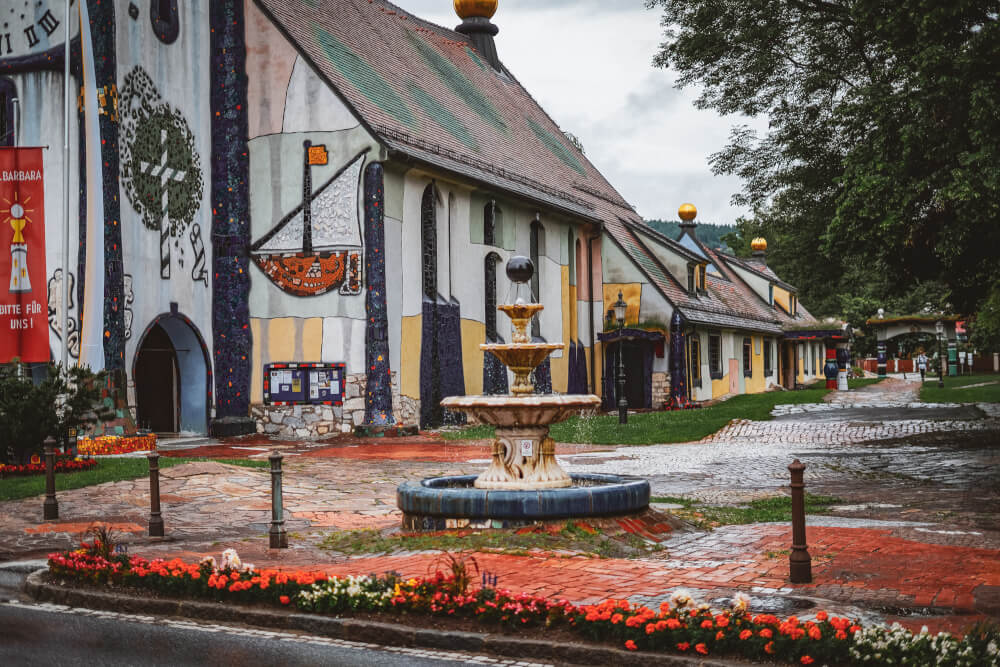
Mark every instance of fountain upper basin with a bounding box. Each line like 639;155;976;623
440;393;600;426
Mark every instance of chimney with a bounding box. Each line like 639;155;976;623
455;0;502;71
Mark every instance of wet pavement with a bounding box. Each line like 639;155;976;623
1;378;998;636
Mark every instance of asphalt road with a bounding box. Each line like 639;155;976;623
0;602;521;667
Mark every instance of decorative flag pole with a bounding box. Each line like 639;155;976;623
62;0;71;371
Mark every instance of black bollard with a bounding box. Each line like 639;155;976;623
788;459;812;583
147;451;164;537
43;437;59;520
269;451;287;549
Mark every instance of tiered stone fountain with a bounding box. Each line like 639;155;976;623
397;257;650;530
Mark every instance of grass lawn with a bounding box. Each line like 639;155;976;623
440;378;880;446
320;523;663;559
650;493;842;528
918;373;1000;403
0;457;267;502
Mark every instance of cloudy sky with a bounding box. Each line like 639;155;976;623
390;0;768;225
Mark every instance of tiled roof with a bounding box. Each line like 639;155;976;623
255;0;637;224
603;218;784;335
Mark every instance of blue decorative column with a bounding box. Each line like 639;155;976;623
668;311;688;408
85;1;125;374
362;163;395;426
876;340;887;378
209;0;254;436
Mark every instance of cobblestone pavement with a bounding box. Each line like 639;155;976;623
1;378;997;636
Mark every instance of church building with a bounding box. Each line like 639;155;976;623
1;0;834;437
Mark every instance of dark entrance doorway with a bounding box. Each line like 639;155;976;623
133;313;211;434
134;324;178;433
781;341;797;389
598;328;664;411
621;343;646;408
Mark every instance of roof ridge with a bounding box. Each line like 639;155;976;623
630;219;706;263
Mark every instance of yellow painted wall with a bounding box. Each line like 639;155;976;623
249;317;324;403
551;266;571;393
774;285;792;314
745;336;766;393
602;283;642;325
711;374;729;399
400;315;422;399
461;318;485;396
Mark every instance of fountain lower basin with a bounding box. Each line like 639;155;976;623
397;473;651;531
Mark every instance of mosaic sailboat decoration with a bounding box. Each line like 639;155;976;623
250;146;366;297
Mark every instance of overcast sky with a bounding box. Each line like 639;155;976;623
389;0;768;225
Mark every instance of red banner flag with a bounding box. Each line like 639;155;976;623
0;147;48;363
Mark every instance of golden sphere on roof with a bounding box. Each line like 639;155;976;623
751;237;768;252
678;203;697;222
455;0;498;19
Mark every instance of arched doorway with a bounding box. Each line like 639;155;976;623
133;314;210;434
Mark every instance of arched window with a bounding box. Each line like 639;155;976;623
0;78;16;147
151;0;180;44
484;252;501;341
484;201;495;246
421;184;437;300
530;219;545;338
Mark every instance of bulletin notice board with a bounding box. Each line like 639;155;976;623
263;362;347;406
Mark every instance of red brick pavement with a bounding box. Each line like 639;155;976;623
137;524;1000;636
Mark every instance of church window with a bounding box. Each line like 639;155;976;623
764;338;773;375
150;0;180;45
421;184;437;300
485;252;501;341
483;201;495;246
687;265;695;293
530;219;545;338
743;337;753;377
690;336;702;385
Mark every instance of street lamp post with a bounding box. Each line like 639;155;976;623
935;320;945;389
614;291;628;425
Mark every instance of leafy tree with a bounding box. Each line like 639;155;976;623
647;0;1000;321
0;362;106;465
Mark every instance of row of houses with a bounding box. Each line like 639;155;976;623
1;0;844;436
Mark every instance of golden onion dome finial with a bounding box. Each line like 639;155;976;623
751;237;768;252
678;203;697;222
455;0;498;19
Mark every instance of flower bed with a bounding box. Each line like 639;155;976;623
77;434;157;456
47;544;1000;666
0;454;98;478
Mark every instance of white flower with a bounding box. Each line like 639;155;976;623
669;589;694;609
220;548;241;571
731;592;751;614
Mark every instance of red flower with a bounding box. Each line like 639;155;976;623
624;640;637;651
701;619;713;629
815;611;828;622
764;641;775;655
759;628;773;639
279;595;291;605
715;630;724;641
695;643;708;655
739;629;752;640
676;642;690;652
808;626;822;640
801;657;814;665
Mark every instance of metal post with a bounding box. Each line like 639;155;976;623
937;335;945;389
617;332;627;424
147;452;164;537
269;451;287;548
788;459;812;583
43;437;59;520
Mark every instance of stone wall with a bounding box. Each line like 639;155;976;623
651;371;669;407
253;372;419;439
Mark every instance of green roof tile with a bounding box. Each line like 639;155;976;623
312;23;416;127
528;118;586;175
405;30;507;133
408;82;480;152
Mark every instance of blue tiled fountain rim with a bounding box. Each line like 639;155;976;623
396;474;650;520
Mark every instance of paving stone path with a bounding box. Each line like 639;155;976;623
1;378;997;636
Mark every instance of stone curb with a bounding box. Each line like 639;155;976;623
25;570;732;666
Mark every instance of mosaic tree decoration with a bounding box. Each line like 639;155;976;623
119;66;204;282
363;162;395;426
668;310;690;408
